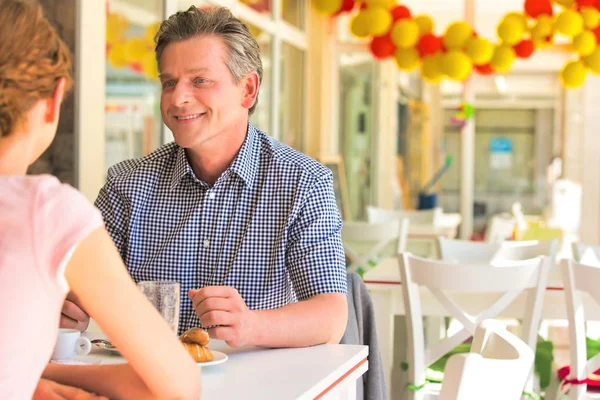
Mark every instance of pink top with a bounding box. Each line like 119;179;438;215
0;175;103;399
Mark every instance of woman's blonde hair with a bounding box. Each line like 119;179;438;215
0;0;73;137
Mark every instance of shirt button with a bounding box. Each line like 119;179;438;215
203;240;210;248
208;192;216;200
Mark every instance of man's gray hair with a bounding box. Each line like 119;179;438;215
155;6;263;115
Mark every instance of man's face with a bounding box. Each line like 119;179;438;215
159;35;251;150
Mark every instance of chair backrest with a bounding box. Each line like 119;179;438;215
438;238;559;266
437;237;502;263
494;239;560;267
485;214;516;243
366;205;442;226
342;219;409;274
399;253;550;399
439;320;535;400
572;242;600;266
561;259;600;399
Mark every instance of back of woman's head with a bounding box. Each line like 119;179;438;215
0;0;73;137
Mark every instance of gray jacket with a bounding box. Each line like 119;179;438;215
341;273;387;400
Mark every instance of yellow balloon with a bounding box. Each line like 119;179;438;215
465;37;494;65
394;47;420;71
123;38;147;63
490;45;516;73
581;8;600;29
350;11;371;38
421;55;444;83
555;10;584;37
440;50;473;81
531;15;555;48
364;0;395;7
554;0;574;7
503;12;528;31
142;53;158;80
312;0;342;15
145;22;161;43
573;31;596;56
368;7;393;36
560;60;587;88
106;13;129;44
497;19;525;45
108;43;128;68
391;19;420;48
414;15;434;36
443;22;473;50
583;47;600;74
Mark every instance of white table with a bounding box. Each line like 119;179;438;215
363;259;600;399
80;334;368;400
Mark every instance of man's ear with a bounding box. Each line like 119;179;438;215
241;71;260;110
45;78;66;124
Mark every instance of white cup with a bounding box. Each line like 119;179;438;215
51;329;92;360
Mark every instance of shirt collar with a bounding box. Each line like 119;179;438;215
169;123;260;190
228;123;259;187
170;146;193;190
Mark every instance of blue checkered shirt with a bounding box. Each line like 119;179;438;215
95;124;347;334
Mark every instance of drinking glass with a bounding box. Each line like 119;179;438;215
137;281;180;333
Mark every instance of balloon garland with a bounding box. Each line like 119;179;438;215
106;13;160;80
313;0;600;88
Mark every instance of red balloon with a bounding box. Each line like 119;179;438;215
370;34;396;59
340;0;355;12
390;5;411;21
474;63;495;75
592;24;600;43
130;63;143;73
416;34;442;57
524;0;553;18
514;39;535;58
577;0;597;7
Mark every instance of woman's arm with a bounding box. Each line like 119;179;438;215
46;228;201;399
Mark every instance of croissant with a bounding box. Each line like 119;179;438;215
179;328;213;363
180;328;210;346
181;342;214;363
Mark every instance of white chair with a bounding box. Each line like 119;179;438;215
342;219;409;274
366;206;443;226
485;214;517;243
399;253;551;400
438;320;535;400
560;259;600;399
437;237;502;263
367;206;444;259
572;242;600;267
493;239;560;267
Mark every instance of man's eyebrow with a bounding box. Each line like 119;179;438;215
159;68;209;80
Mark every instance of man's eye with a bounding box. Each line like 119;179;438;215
193;78;207;85
162;81;175;88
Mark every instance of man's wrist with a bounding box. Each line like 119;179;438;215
248;310;266;347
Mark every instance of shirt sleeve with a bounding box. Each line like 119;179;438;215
33;178;104;292
286;171;348;300
94;180;129;259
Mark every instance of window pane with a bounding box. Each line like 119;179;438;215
339;53;375;221
279;43;304;150
244;21;272;132
282;0;305;30
105;0;164;169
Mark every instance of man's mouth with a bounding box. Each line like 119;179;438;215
175;113;203;121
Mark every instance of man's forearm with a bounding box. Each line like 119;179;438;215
251;293;348;348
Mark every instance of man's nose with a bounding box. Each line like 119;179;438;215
172;81;194;107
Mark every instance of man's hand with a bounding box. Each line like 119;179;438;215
188;286;260;348
60;292;90;331
32;378;108;400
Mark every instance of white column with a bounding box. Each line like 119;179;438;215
459;0;475;239
75;0;106;202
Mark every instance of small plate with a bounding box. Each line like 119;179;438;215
196;350;228;367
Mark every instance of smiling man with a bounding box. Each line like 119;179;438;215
60;6;348;348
